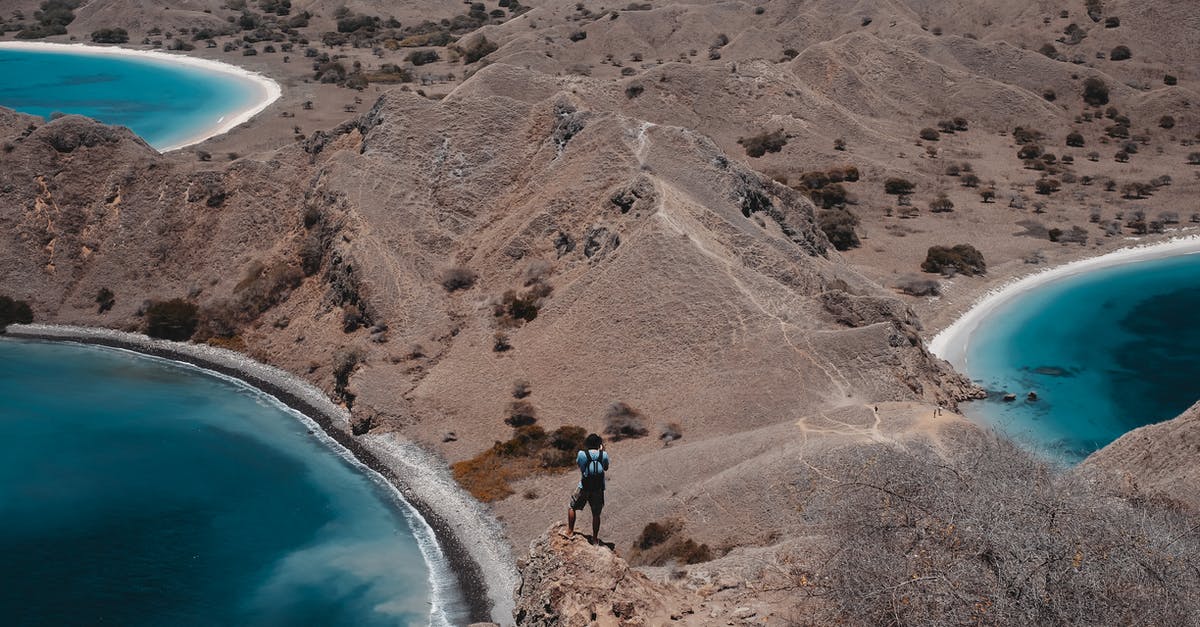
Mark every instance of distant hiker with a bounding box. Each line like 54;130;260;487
567;433;610;545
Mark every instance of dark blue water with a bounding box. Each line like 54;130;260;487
962;252;1200;462
0;46;261;150
0;340;435;626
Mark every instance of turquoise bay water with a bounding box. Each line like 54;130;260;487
0;340;435;626
962;252;1200;462
0;48;261;150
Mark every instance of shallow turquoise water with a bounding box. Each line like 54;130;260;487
0;340;433;625
962;252;1200;462
0;48;261;150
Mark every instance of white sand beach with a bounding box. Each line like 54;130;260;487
0;41;281;151
929;235;1200;371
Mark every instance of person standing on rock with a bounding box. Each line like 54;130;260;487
567;433;610;545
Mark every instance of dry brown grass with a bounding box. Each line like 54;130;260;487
452;424;588;502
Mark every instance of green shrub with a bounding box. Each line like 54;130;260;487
922;244;986;276
144;299;199;340
1110;45;1131;61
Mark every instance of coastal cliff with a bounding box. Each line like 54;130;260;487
1085;400;1200;511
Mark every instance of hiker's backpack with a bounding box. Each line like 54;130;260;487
581;450;605;491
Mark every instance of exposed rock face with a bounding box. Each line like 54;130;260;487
514;525;680;626
1085;400;1200;511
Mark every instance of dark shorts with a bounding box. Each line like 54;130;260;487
569;488;604;515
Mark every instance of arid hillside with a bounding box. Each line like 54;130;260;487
3;0;1200;623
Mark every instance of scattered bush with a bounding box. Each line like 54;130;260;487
895;275;940;297
462;36;499;63
961;173;980;188
90;27;129;43
1109;45;1131;61
506;400;538;427
929;193;954;213
0;295;34;331
604;402;649;440
629;519;713;566
922;244;986;276
549;425;587;451
660;422;683;444
1035;178;1062;195
512;380;531;399
440;266;476;292
141;299;198;340
919;127;940;141
453;422;589;501
818;209;860;250
1164;74;1177;86
1066;131;1085;147
1082;77;1109;105
1017;143;1043;160
884;178;915;195
332;346;364;391
738;129;787;158
493;331;512;352
406;49;439;65
810;183;848;209
1012;127;1045;145
95;288;115;313
798;434;1200;626
1159;115;1176;129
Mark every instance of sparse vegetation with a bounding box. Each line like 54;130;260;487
895;275;940;297
0;295;34;332
738;129;787;158
144;298;199;340
629;519;713;566
604;402;649;440
1082;77;1109;105
1109;45;1131;61
818;209;860;250
95;288;115;313
929;193;954;213
440;266;477;292
90;27;129;43
797;435;1200;626
462;36;499;63
452;423;589;501
884;178;915;195
922;244;986;276
506;400;537;427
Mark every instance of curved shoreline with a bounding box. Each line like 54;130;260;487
0;41;281;152
929;235;1200;370
2;324;516;625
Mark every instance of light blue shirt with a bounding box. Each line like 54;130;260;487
576;449;610;490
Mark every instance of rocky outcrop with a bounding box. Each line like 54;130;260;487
1084;400;1200;511
514;525;682;626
